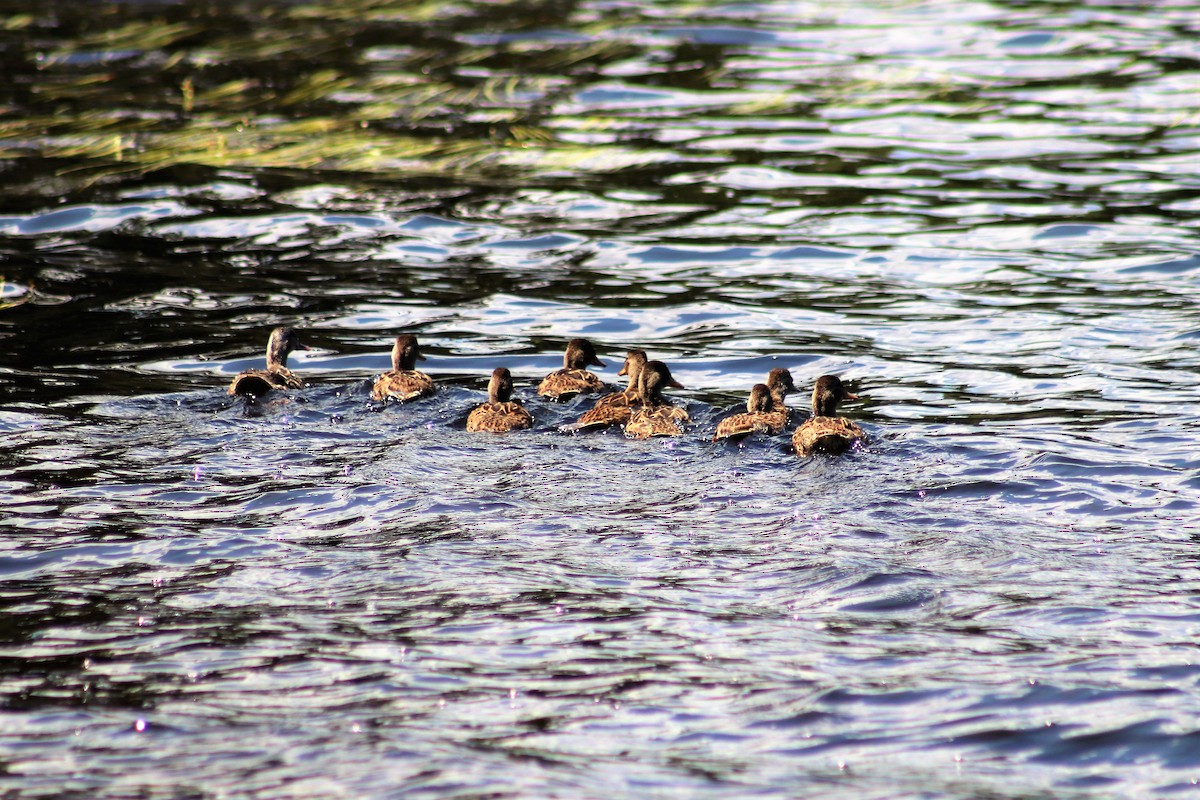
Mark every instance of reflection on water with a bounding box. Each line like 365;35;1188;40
2;0;1200;796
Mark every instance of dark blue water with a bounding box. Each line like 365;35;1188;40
2;0;1200;796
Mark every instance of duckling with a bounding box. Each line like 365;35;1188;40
371;334;434;402
571;349;648;430
466;368;534;433
712;383;777;442
537;338;606;401
792;375;866;456
228;326;309;397
625;360;690;439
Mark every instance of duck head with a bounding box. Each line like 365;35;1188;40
564;338;605;370
391;334;426;371
637;360;685;404
487;367;515;403
617;349;648;388
767;368;797;403
266;326;309;369
811;374;859;416
747;383;773;413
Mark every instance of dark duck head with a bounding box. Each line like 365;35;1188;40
747;383;773;413
766;368;797;406
390;334;426;371
636;360;685;405
266;326;309;369
811;374;859;417
487;367;516;403
564;338;605;370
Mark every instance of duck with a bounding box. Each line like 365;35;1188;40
466;368;534;432
228;326;309;397
712;383;777;442
571;349;649;430
537;338;606;400
792;375;866;456
371;334;434;402
712;367;800;442
625;360;690;439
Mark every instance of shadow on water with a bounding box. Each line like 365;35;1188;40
2;0;1200;797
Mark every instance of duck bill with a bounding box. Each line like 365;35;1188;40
617;364;628;376
668;378;686;389
843;391;859;401
590;357;606;368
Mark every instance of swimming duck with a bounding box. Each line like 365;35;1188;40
571;349;648;430
792;375;866;456
711;367;798;442
466;368;534;433
625;360;690;439
712;383;777;442
371;334;434;402
228;326;309;397
537;338;606;401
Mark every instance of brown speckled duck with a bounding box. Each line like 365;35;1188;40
792;375;866;456
712;383;776;442
571;349;649;431
537;338;606;401
228;326;309;397
713;367;799;442
625;360;690;439
466;368;534;433
371;334;434;402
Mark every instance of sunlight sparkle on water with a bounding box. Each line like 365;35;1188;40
1;0;1197;797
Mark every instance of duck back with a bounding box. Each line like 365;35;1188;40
537;368;604;400
792;416;866;455
372;370;434;401
467;401;534;432
228;367;304;397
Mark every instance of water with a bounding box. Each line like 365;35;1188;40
2;0;1200;796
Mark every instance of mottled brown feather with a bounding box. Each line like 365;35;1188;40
371;370;434;401
792;416;867;455
575;393;636;430
792;375;865;455
537;368;605;400
571;350;648;430
467;367;533;433
466;401;533;432
624;360;688;439
625;404;689;439
713;410;787;441
228;367;304;397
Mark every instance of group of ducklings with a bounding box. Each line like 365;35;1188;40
228;327;867;456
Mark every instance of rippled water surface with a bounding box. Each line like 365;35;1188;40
2;0;1200;796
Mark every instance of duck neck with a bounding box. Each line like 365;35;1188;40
267;345;288;370
812;391;837;417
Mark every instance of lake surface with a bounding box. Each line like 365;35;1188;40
2;0;1200;796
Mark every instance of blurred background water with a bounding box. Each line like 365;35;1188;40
2;0;1200;796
